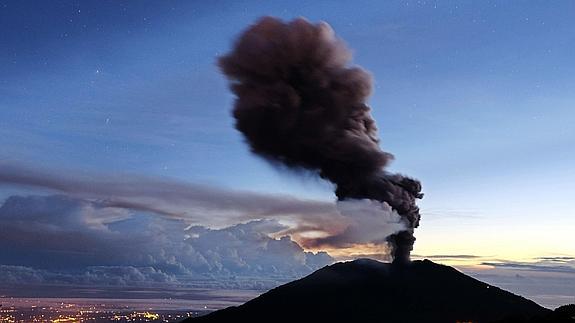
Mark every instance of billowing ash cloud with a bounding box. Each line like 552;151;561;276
298;199;407;249
219;17;423;262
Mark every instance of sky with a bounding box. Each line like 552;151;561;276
0;0;574;308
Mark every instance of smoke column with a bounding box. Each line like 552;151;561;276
219;17;423;263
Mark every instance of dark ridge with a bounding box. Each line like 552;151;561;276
184;259;553;323
493;304;575;322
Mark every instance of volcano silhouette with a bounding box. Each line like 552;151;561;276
184;259;572;323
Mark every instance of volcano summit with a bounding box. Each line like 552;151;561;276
185;259;569;323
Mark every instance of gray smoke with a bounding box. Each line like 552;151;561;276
219;17;423;263
0;162;336;227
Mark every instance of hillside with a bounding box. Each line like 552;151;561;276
186;259;554;323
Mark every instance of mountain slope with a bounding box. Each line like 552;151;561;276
186;259;551;323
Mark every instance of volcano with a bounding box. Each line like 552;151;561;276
184;259;570;323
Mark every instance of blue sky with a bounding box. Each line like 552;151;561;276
0;0;574;308
2;0;574;251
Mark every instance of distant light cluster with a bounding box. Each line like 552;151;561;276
0;301;205;323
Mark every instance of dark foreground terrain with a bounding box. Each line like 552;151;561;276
184;259;574;323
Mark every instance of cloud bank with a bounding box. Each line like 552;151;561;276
0;194;332;290
457;258;575;309
0;162;414;259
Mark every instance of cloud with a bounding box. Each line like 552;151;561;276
0;162;336;227
416;254;482;260
535;256;575;263
185;221;333;277
481;261;575;274
0;162;412;257
0;265;45;284
0;265;175;286
0;194;333;291
459;258;575;309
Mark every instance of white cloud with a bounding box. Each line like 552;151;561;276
459;259;575;309
0;194;333;291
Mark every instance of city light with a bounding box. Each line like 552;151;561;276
0;299;202;323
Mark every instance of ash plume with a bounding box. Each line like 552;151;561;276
0;161;337;227
219;17;423;263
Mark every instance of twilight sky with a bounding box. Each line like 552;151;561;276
0;0;574;308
